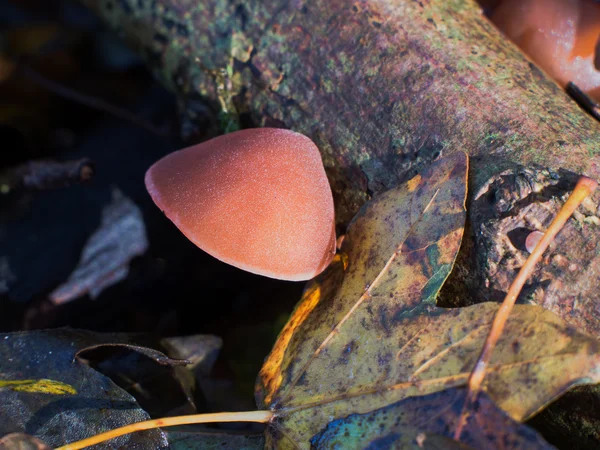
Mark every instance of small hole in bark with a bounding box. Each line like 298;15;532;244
487;189;497;205
507;227;534;252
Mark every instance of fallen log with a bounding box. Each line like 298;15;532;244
82;0;600;336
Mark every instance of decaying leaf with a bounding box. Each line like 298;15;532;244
162;334;223;377
0;329;168;449
257;152;469;447
75;342;190;367
49;188;149;305
77;335;220;417
311;387;555;450
80;334;226;416
160;334;224;415
255;153;600;448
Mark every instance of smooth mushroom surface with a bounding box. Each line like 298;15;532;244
490;0;600;102
145;128;336;281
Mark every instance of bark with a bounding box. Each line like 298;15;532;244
82;0;600;335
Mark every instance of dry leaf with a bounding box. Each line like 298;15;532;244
49;188;148;304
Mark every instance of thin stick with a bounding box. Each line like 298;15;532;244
454;175;597;440
566;82;600;122
21;66;169;137
54;410;273;450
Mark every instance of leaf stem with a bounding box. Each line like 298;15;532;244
454;175;597;440
53;410;273;450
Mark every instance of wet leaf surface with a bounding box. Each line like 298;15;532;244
256;153;600;448
311;387;555;450
0;328;169;448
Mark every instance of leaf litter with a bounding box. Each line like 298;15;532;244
0;329;176;449
28;152;600;450
256;152;600;448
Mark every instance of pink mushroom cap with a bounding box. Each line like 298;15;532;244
491;0;600;101
525;230;544;254
145;128;336;281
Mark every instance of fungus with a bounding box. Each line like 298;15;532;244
525;230;544;254
490;0;600;102
144;128;336;281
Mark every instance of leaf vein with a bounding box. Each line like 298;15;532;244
279;188;442;404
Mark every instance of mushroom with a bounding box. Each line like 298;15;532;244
490;0;600;102
525;230;544;254
144;128;336;281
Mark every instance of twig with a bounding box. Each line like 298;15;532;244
454;175;598;440
19;66;169;137
53;410;273;450
566;82;600;122
0;158;94;194
0;30;168;137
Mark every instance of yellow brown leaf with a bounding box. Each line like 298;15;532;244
255;152;600;448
